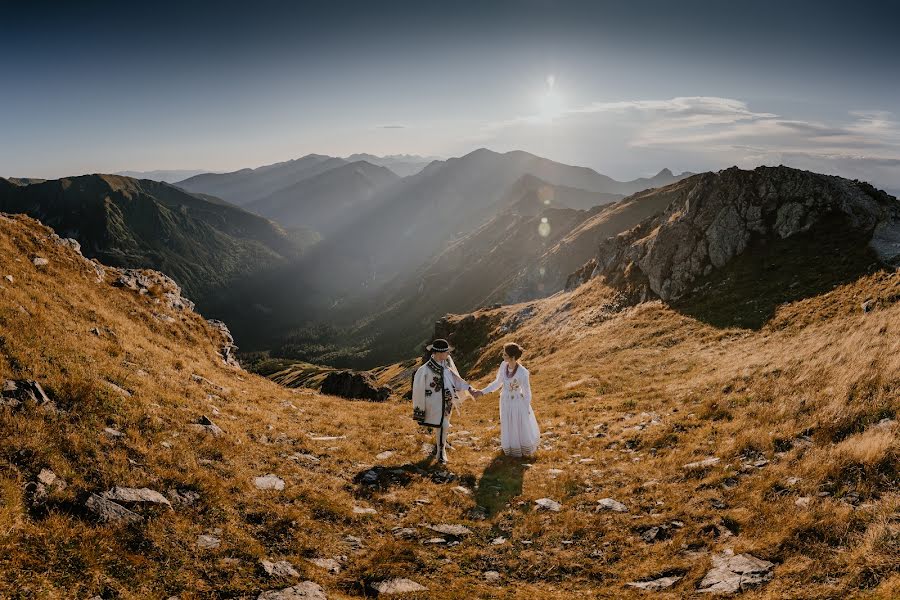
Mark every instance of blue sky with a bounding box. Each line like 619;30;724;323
2;0;899;190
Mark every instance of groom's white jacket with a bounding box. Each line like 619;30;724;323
412;356;472;428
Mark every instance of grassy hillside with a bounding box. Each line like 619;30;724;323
1;213;897;598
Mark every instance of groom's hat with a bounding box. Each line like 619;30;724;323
426;338;453;352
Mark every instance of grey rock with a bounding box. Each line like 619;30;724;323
698;550;774;594
306;557;342;574
425;523;472;537
683;457;720;470
32;256;49;267
191;415;224;437
484;571;501;583
207;319;241;368
261;559;300;578
596;498;628;512
85;493;142;524
254;474;285;491
196;534;221;549
627;575;682;591
370;578;427;594
534;498;562;512
102;486;172;509
257;582;326;600
168;488;201;506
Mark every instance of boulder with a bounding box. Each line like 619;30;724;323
102;486;173;509
534;498;562;512
254;474;285;491
85;494;142;524
196;534;221;549
370;578;426;595
596;498;628;512
698;549;774;594
627;575;682;591
1;379;53;408
191;415;224;437
320;370;391;402
261;559;300;578
425;523;472;537
206;319;241;368
257;582;326;600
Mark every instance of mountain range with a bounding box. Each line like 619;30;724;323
0;175;316;305
2;149;695;365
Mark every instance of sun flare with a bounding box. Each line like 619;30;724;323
537;74;565;121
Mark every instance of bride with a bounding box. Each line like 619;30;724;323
476;342;540;457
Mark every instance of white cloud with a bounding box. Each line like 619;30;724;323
476;96;900;191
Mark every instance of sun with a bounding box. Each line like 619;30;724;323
537;75;565;122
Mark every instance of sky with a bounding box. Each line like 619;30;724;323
2;0;899;191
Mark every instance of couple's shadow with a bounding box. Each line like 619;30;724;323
352;453;528;518
473;454;528;518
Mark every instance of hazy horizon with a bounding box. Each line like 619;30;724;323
2;0;899;191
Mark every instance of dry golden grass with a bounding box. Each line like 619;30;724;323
0;213;898;598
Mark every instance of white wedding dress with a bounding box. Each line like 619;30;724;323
482;361;540;457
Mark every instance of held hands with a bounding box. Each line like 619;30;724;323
471;389;484;398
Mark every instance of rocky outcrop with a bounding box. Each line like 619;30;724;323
584;166;900;302
113;268;196;312
206;319;240;367
320;370;391;402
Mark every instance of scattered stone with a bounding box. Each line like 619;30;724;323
196;534;221;549
353;506;378;515
168;488;201;506
697;550;774;594
491;536;507;545
102;486;172;509
2;379;53;408
547;468;565;478
261;559;300;578
103;380;132;397
392;527;417;539
321;370;391;402
426;523;472;537
452;485;472;495
627;575;683;591
683;457;720;470
343;535;363;550
596;498;628;512
421;443;436;455
257;581;326;600
309;435;346;442
85;493;142;524
191;415;224;437
254;474;285;491
32;256;49;267
861;299;874;313
785;477;801;487
30;468;67;503
795;497;812;508
534;498;562;512
424;537;446;545
484;571;501;583
3;275;12;283
370;578;427;595
376;450;395;460
290;452;321;464
306;557;342;574
103;427;124;438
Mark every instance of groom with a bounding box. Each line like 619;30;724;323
412;338;482;464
